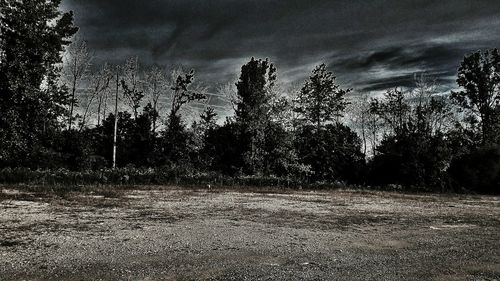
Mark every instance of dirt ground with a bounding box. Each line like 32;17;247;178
0;186;499;281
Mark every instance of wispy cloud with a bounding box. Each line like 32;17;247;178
64;0;500;93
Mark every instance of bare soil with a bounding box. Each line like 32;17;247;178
0;186;499;280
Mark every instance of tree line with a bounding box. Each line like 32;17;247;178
1;1;499;193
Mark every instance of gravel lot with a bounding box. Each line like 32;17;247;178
0;187;499;280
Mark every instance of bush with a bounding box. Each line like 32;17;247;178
449;146;500;194
368;133;451;190
295;123;365;183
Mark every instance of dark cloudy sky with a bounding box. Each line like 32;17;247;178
62;0;500;94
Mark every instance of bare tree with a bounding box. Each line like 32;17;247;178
65;39;92;130
121;57;144;119
349;93;369;156
96;64;113;126
348;93;381;157
79;63;112;130
366;98;383;157
411;73;454;134
169;70;206;119
176;83;213;125
269;82;303;131
145;66;166;134
215;82;237;117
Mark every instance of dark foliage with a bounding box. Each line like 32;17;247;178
295;123;365;183
449;146;500;194
367;87;455;189
295;64;351;130
451;49;500;145
158;114;196;169
368;133;451;189
90;108;156;168
202;122;245;176
235;58;276;174
0;0;77;167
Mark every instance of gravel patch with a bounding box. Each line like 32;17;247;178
0;187;499;280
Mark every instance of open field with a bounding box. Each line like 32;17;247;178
0;186;499;280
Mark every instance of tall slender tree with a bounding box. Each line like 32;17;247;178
145;66;166;134
65;39;92;130
349;93;375;157
94;63;113;127
235;57;276;174
121;57;144;120
80;63;112;130
160;69;205;165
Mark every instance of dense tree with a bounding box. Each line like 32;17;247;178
369;132;451;188
0;0;78;167
447;50;500;193
235;58;276;124
261;122;299;177
97;112;135;167
449;146;500;194
451;49;500;145
1;1;499;194
92;107;155;168
191;107;219;170
292;64;361;183
203;121;245;176
368;82;454;188
295;123;364;182
370;88;411;136
234;58;277;174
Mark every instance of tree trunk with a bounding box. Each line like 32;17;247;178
361;116;367;157
112;72;119;169
97;95;102;127
152;100;158;135
68;76;77;130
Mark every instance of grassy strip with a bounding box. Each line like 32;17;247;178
0;167;460;195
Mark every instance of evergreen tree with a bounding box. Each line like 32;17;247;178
295;64;351;130
293;64;360;182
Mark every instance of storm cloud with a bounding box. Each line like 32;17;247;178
63;0;500;94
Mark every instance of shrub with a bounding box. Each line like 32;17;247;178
449;146;500;194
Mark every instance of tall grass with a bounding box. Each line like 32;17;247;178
0;167;319;188
0;167;442;193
